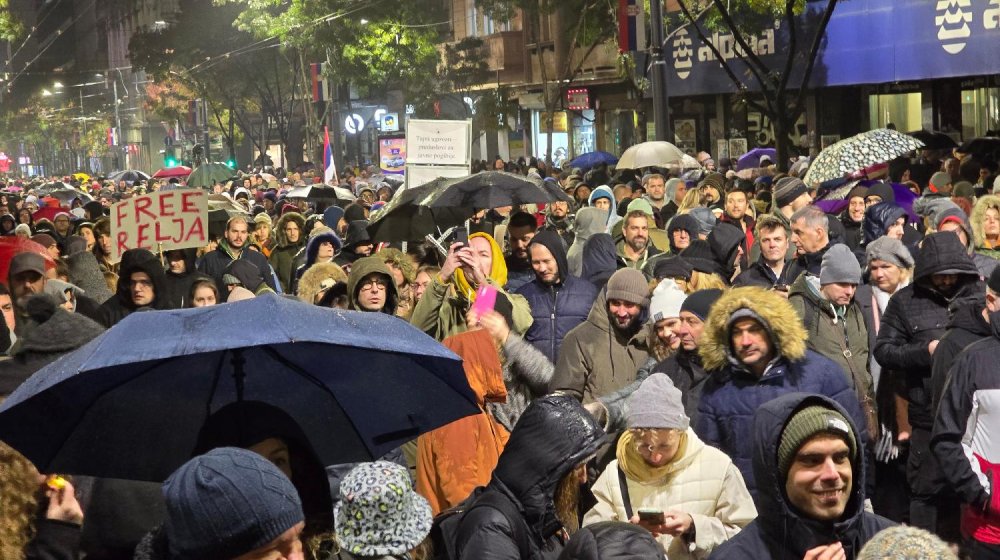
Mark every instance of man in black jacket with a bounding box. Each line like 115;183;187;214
98;248;173;327
874;232;982;539
7;252;103;336
734;215;793;290
932;281;1000;558
197;216;277;296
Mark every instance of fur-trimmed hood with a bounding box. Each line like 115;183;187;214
698;286;808;371
296;261;347;304
273;211;306;248
971;194;1000;248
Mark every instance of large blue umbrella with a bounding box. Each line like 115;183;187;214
0;294;477;481
736;148;776;170
569;151;619;170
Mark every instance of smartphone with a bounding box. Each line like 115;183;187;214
471;284;498;317
453;226;468;246
638;508;665;525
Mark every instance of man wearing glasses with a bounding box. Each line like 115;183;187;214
345;256;398;315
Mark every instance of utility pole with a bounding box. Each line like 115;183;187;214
113;79;123;169
649;0;672;142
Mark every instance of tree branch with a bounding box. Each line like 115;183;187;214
708;0;773;91
791;0;839;118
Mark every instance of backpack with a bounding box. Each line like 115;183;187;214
429;488;532;560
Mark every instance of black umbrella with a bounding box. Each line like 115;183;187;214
0;295;475;481
286;184;356;203
907;130;958;150
367;183;472;242
958;137;1000;159
108;170;151;184
423;171;572;208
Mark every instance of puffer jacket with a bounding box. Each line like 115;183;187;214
453;395;606;560
931;308;1000;544
98;248;171;327
732;256;793;289
567;207;610;277
558;521;664;560
549;290;649;403
873;232;982;430
346;256;398;315
695;287;868;496
291;229;342;295
709;394;894;560
787;273;874;436
416;330;509;515
268;212;306;291
516;230;598;364
861;202;907;246
585;429;756;559
929;299;991;413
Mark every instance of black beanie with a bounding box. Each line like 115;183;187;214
680;288;723;321
653;256;694;281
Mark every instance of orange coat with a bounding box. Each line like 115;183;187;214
416;329;510;514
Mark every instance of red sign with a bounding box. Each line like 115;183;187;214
566;88;590;110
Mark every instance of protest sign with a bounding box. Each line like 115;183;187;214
111;189;208;262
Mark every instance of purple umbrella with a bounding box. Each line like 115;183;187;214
814;182;918;222
736;148;776;171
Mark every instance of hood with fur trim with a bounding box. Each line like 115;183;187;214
971;194;1000;248
273;212;306;248
698;286;808;371
296;261;348;304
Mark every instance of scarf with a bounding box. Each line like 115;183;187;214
453;232;507;301
615;429;688;483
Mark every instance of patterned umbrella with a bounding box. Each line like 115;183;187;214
616;141;687;170
803;129;924;185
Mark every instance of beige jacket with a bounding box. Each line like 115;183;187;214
583;429;757;559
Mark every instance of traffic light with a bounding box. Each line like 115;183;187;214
225;152;236;169
164;147;178;167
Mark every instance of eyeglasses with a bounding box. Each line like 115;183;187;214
360;277;388;290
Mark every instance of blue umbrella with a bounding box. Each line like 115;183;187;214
0;294;477;481
569;151;619;171
736;148;777;171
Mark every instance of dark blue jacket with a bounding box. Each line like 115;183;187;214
696;350;867;498
709;393;894;560
515;230;597;364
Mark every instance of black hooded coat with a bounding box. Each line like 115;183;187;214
515;230;598;364
97;248;171;327
453;395;606;560
162;248;199;308
557;521;664;560
709;393;894;560
580;233;622;291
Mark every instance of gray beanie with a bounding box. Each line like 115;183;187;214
774;177;808;208
606;268;650;307
820;244;862;285
688;207;716;235
163;447;304;559
627;373;689;430
865;236;914;269
857;526;957;560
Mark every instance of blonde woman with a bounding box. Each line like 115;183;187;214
585;375;756;559
971;194;1000;260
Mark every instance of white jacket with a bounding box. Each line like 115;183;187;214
583;428;756;559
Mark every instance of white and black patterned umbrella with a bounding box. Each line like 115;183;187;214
803;129;924;185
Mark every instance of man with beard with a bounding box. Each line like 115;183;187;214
642;173;670;228
617;210;663;277
541;200;575;247
720;189;755;270
515;230;597;364
197;216;277;296
550;268;650;403
452;395;605;560
874;232;982;541
6;252;102;336
503;211;538;293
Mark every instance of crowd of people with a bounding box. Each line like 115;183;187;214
1;141;1000;560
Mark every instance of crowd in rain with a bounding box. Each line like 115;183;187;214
1;134;1000;560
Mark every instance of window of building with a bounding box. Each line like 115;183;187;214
962;87;1000;138
868;92;922;132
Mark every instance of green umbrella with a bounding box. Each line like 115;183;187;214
187;162;236;188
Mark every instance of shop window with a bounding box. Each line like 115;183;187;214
962;87;1000;139
572;110;596;157
868;92;922;132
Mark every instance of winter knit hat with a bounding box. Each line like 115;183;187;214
857;526;958;560
606;268;650;307
649;280;687;323
653;255;694;281
626;198;655;218
64;235;87;256
323;206;345;229
253;212;272;228
773;177;808;208
865;182;895;204
627;374;689;430
777;404;857;481
865;236;914;269
31;233;56;248
334;461;432;557
688;207;716;236
680;240;719;275
820;244;862;285
162;447;304;560
679;288;723;321
928;171;953;192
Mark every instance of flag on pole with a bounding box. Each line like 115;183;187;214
618;0;646;53
311;63;329;103
324;126;337;184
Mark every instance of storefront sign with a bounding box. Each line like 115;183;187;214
539;111;569;133
111;189;208;261
566;88;591;110
379;137;406;175
665;0;1000;96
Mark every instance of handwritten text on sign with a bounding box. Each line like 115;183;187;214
111;190;208;261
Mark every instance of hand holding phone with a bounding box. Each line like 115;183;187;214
637;508;665;525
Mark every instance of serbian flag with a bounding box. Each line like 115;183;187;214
618;0;646;53
311;63;328;102
323;126;337;184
